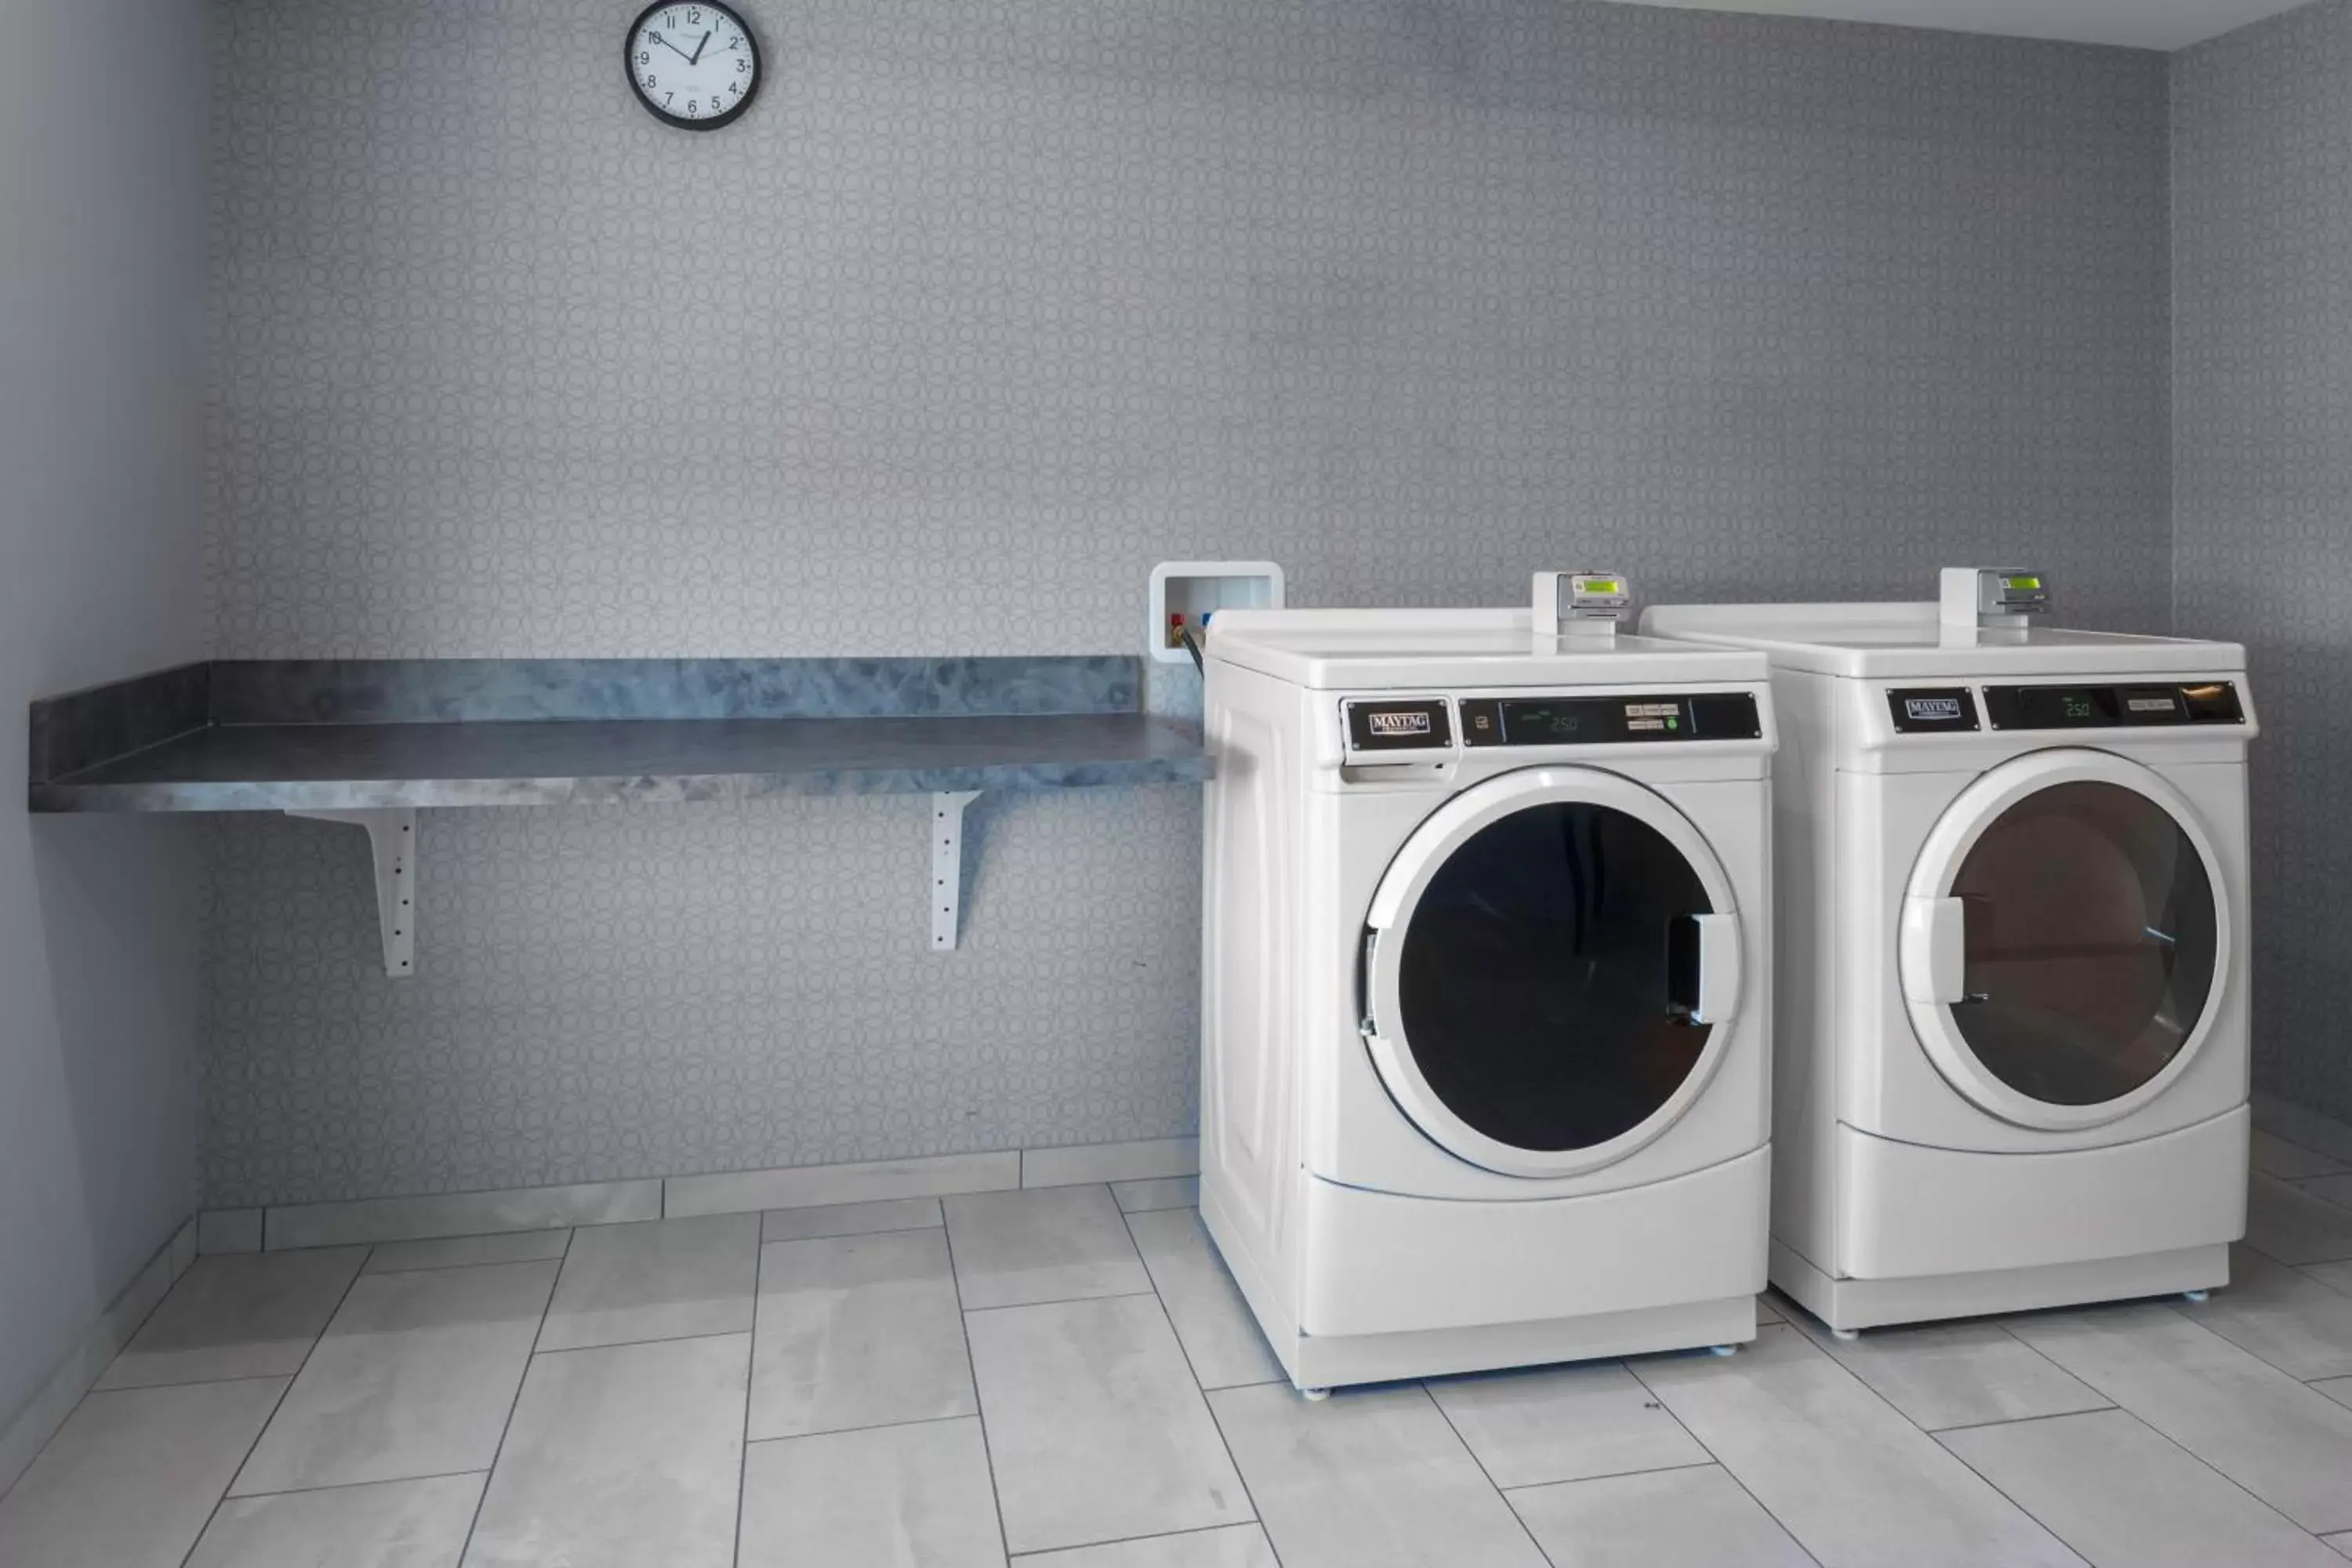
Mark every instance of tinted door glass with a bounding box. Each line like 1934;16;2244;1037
1392;802;1712;1152
1947;781;2218;1105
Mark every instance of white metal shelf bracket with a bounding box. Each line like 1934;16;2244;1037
289;808;418;977
931;791;981;952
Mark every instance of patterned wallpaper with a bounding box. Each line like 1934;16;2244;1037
203;0;2172;1206
2174;0;2352;1123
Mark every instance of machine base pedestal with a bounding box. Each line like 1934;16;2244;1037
1205;1184;1757;1392
1769;1236;2231;1334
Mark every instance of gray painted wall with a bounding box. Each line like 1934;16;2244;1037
0;4;209;1432
203;0;2172;1207
2174;0;2352;1122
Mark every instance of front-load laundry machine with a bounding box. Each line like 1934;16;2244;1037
1200;579;1777;1392
1646;568;2257;1333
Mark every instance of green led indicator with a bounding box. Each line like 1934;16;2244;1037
1667;717;1679;731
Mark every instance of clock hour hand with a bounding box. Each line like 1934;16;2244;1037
688;29;713;64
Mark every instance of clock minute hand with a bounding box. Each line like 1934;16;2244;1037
652;31;693;60
688;29;713;64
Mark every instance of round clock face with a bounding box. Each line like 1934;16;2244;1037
626;2;760;131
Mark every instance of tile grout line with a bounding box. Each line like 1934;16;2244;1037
731;1236;758;1568
1006;1520;1271;1563
172;1243;377;1568
939;1198;1016;1567
961;1287;1163;1316
1116;1207;1282;1566
1790;1312;2118;1558
1490;1455;1725;1493
1934;1396;2327;1552
1621;1341;1828;1568
197;1465;494;1504
1416;1377;1561;1566
454;1226;574;1564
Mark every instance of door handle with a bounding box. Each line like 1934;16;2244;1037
1902;895;1969;1004
1687;912;1740;1026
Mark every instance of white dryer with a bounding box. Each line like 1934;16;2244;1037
1200;589;1777;1392
1646;570;2257;1333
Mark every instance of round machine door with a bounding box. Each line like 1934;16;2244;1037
1898;749;2231;1131
1359;767;1746;1179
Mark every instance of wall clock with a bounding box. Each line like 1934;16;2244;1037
626;2;760;131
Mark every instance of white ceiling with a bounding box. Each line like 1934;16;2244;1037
1607;0;2312;50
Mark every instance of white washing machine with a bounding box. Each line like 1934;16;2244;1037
1646;569;2257;1333
1200;580;1777;1392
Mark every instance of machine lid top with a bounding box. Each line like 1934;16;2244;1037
1205;607;1769;690
1639;601;2247;680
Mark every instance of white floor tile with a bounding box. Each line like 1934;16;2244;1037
1939;1407;2343;1568
1425;1361;1708;1488
739;1416;1004;1568
2316;1376;2352;1410
2309;1259;2352;1296
464;1332;747;1568
2173;1244;2352;1380
187;1472;484;1568
96;1247;367;1390
233;1259;557;1495
1014;1523;1279;1566
2007;1302;2352;1534
947;1187;1150;1310
969;1294;1250;1555
750;1227;975;1439
365;1231;571;1274
2245;1174;2352;1265
1794;1318;2111;1431
1123;1208;1283;1390
2254;1130;2350;1181
1508;1463;1813;1568
1207;1382;1544;1568
1112;1178;1200;1214
2325;1530;2352;1562
537;1213;759;1352
761;1196;942;1242
1635;1326;2082;1566
0;1380;289;1568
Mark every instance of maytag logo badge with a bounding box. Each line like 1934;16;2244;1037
1368;711;1432;737
1905;697;1965;722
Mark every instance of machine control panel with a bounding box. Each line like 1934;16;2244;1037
1342;698;1454;753
1888;688;1983;734
1983;681;2245;731
1457;691;1762;747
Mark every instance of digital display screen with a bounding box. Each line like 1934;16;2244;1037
1577;579;1624;596
1460;693;1760;746
1984;683;2242;731
2004;575;2042;591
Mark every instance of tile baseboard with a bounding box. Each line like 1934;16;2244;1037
667;1150;1022;1218
1022;1137;1201;1189
198;1208;263;1255
0;1214;198;1498
264;1180;662;1250
2251;1094;2352;1167
226;1138;1206;1252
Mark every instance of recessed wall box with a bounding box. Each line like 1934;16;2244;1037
1149;561;1285;665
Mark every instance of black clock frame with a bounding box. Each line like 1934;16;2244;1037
626;0;760;132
